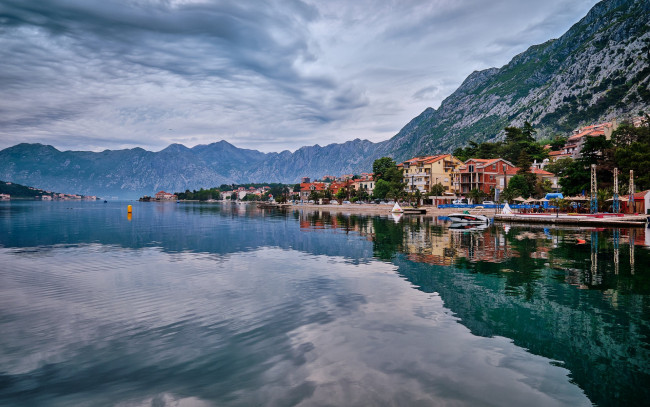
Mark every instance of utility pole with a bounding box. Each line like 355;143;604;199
629;170;635;214
590;164;597;214
613;168;619;214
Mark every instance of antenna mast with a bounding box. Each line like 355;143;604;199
590;164;597;214
629;170;634;213
613;168;619;213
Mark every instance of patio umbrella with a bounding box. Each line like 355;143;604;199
524;198;535;203
606;196;629;201
513;196;526;202
537;198;550;202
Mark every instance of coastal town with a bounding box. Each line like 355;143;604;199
4;117;648;221
135;117;650;219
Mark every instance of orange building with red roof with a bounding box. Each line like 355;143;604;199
299;182;327;200
155;190;177;200
549;120;617;160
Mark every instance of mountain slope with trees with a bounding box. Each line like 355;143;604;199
381;0;650;159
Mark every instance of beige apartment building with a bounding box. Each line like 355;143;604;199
399;154;463;195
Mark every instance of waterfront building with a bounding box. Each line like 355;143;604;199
544;120;618;165
454;158;515;196
350;176;375;195
155;191;178;200
631;190;650;214
399;155;463;195
299;182;327;201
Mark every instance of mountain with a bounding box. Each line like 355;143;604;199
1;0;649;198
383;0;650;157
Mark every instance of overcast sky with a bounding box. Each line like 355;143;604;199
0;0;599;153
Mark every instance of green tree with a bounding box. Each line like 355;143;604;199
559;160;590;196
505;174;533;198
501;187;518;203
545;158;573;176
549;135;568;150
429;183;445;196
505;126;524;144
468;188;487;204
521;121;536;142
355;188;370;202
373;157;397;181
613;121;650;190
373;179;391;199
535;179;554;197
412;189;422;207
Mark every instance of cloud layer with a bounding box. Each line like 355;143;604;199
0;0;598;152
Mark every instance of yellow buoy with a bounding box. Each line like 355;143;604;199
127;205;132;213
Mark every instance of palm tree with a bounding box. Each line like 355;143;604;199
468;188;486;205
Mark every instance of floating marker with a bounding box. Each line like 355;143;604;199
127;205;132;213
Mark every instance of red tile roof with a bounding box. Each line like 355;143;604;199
300;182;327;192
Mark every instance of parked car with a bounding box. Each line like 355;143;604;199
453;198;468;205
342;200;351;204
482;200;495;205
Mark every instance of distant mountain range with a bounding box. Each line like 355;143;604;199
1;0;649;199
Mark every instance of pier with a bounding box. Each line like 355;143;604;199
494;213;649;227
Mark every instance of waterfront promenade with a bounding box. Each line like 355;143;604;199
270;202;650;227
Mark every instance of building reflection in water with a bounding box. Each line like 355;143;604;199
295;209;650;407
295;209;648;290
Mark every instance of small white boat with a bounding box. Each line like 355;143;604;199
391;202;404;213
447;212;490;224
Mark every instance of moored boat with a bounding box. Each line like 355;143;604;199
447;212;490;224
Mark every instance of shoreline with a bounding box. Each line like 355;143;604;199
277;203;498;216
181;201;650;227
271;203;650;227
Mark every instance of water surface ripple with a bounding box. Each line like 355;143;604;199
1;201;648;406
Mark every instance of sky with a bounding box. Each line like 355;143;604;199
0;0;600;153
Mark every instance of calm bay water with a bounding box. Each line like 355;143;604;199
0;201;649;406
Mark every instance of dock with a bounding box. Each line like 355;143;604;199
257;203;292;209
402;208;427;215
494;213;649;227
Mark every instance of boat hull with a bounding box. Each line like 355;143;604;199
447;213;489;224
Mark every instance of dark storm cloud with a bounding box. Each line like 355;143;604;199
0;0;318;82
0;0;599;152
